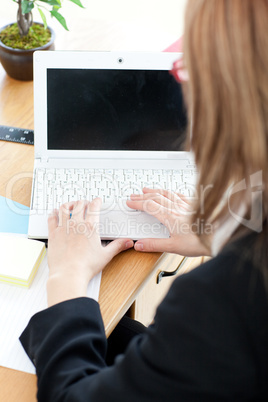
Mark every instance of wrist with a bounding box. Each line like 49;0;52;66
47;274;88;307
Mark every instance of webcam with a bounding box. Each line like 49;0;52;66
117;57;124;64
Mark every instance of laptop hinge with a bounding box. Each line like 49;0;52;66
35;153;48;164
35;157;49;165
40;157;48;164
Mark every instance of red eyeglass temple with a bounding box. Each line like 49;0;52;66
170;59;189;83
164;37;189;83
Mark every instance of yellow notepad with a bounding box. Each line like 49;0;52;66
0;235;46;288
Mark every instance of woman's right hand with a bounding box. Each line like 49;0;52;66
127;188;212;257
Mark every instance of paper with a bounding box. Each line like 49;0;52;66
0;195;29;234
0;234;46;287
0;253;101;374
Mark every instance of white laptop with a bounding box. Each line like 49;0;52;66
28;51;196;240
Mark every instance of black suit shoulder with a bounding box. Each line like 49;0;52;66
151;237;268;399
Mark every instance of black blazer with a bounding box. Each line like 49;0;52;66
20;234;268;401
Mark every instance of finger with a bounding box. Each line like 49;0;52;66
128;197;191;220
71;200;87;221
48;209;59;235
126;199;170;225
143;189;193;213
143;187;187;204
85;198;102;226
104;238;134;261
126;199;146;212
58;202;73;227
175;192;191;204
134;238;174;253
130;192;174;209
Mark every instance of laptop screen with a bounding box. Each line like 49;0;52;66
47;68;187;152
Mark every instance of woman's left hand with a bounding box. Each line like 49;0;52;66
47;199;134;307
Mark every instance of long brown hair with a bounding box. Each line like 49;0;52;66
182;0;268;256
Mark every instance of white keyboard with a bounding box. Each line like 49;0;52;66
32;167;197;211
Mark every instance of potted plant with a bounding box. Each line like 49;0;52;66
0;0;84;81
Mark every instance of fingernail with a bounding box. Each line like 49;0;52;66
126;241;133;248
135;242;144;251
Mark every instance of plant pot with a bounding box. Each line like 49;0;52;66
0;23;55;81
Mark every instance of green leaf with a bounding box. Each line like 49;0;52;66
68;0;84;8
21;0;34;14
38;7;48;30
38;0;62;7
50;9;69;31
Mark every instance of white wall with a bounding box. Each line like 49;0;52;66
0;0;187;51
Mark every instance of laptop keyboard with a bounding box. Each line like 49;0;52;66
32;167;197;211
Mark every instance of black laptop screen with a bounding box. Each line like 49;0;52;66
47;69;187;151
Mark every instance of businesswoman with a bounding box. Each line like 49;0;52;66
20;0;268;400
